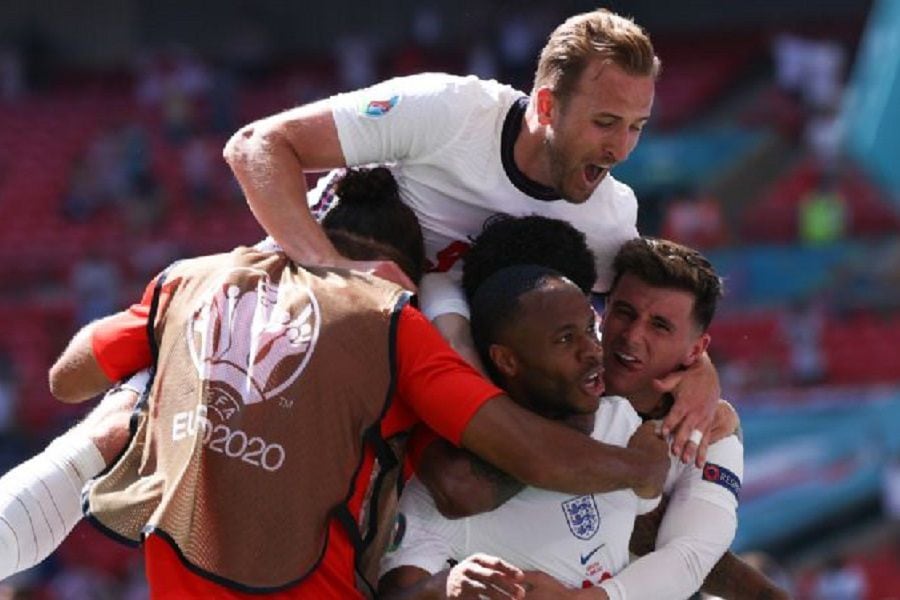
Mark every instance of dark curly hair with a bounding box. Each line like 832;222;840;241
322;167;426;284
462;214;596;301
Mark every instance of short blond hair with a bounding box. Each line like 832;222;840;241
534;9;660;100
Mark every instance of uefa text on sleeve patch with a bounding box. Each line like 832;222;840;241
359;94;401;117
702;462;741;500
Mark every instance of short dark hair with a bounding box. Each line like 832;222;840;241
470;264;566;384
611;237;724;331
322;167;426;284
462;214;597;301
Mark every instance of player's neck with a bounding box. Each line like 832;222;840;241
561;412;596;435
508;386;595;435
630;390;673;421
513;105;554;189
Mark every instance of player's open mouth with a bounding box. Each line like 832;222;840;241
613;351;641;371
581;367;605;397
583;164;607;186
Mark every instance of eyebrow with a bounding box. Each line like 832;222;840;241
595;112;651;123
652;315;675;330
610;300;676;329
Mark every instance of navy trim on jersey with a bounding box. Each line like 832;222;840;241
500;96;562;202
702;462;742;500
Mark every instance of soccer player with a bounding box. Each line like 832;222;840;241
4;169;668;597
379;265;667;597
223;8;720;461
383;219;787;599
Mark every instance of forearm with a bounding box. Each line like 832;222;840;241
701;551;791;600
605;498;735;600
461;397;663;496
0;428;105;579
224;103;344;263
417;438;523;518
48;320;114;403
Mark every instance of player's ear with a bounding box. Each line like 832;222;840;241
683;332;710;367
535;87;556;125
489;344;518;378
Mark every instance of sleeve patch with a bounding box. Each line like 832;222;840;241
360;94;401;117
702;463;741;500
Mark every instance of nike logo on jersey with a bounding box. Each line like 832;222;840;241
579;543;606;565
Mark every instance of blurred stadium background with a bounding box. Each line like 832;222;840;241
0;1;898;598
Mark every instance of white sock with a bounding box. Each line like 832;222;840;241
0;429;105;580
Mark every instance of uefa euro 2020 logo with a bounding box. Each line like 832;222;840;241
187;267;321;418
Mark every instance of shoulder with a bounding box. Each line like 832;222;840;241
705;434;744;475
591;396;642;445
346;73;521;113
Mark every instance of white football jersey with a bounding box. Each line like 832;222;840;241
663;433;743;512
380;396;658;588
319;73;639;292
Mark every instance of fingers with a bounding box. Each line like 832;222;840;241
462;566;523;599
450;554;525;599
652;370;683;395
695;432;711;468
660;398;686;439
470;554;524;581
669;414;711;465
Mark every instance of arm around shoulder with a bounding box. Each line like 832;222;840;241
460;395;667;497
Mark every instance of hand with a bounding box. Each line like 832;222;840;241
76;386;141;464
522;571;608;599
445;554;525;599
707;399;740;446
626;421;668;499
657;353;720;466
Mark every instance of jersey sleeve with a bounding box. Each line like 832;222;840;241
672;435;743;512
599;435;743;600
417;272;470;320
599;497;736;600
91;277;160;381
379;477;460;578
394;305;503;446
330;74;482;167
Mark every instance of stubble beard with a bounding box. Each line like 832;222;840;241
543;132;590;204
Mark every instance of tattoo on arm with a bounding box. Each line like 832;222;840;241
467;450;525;508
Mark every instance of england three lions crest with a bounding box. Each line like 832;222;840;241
562;495;600;540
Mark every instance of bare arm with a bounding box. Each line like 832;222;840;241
48;320;115;403
223;100;346;264
416;438;523;519
460;396;668;498
702;552;791;600
224;100;412;290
